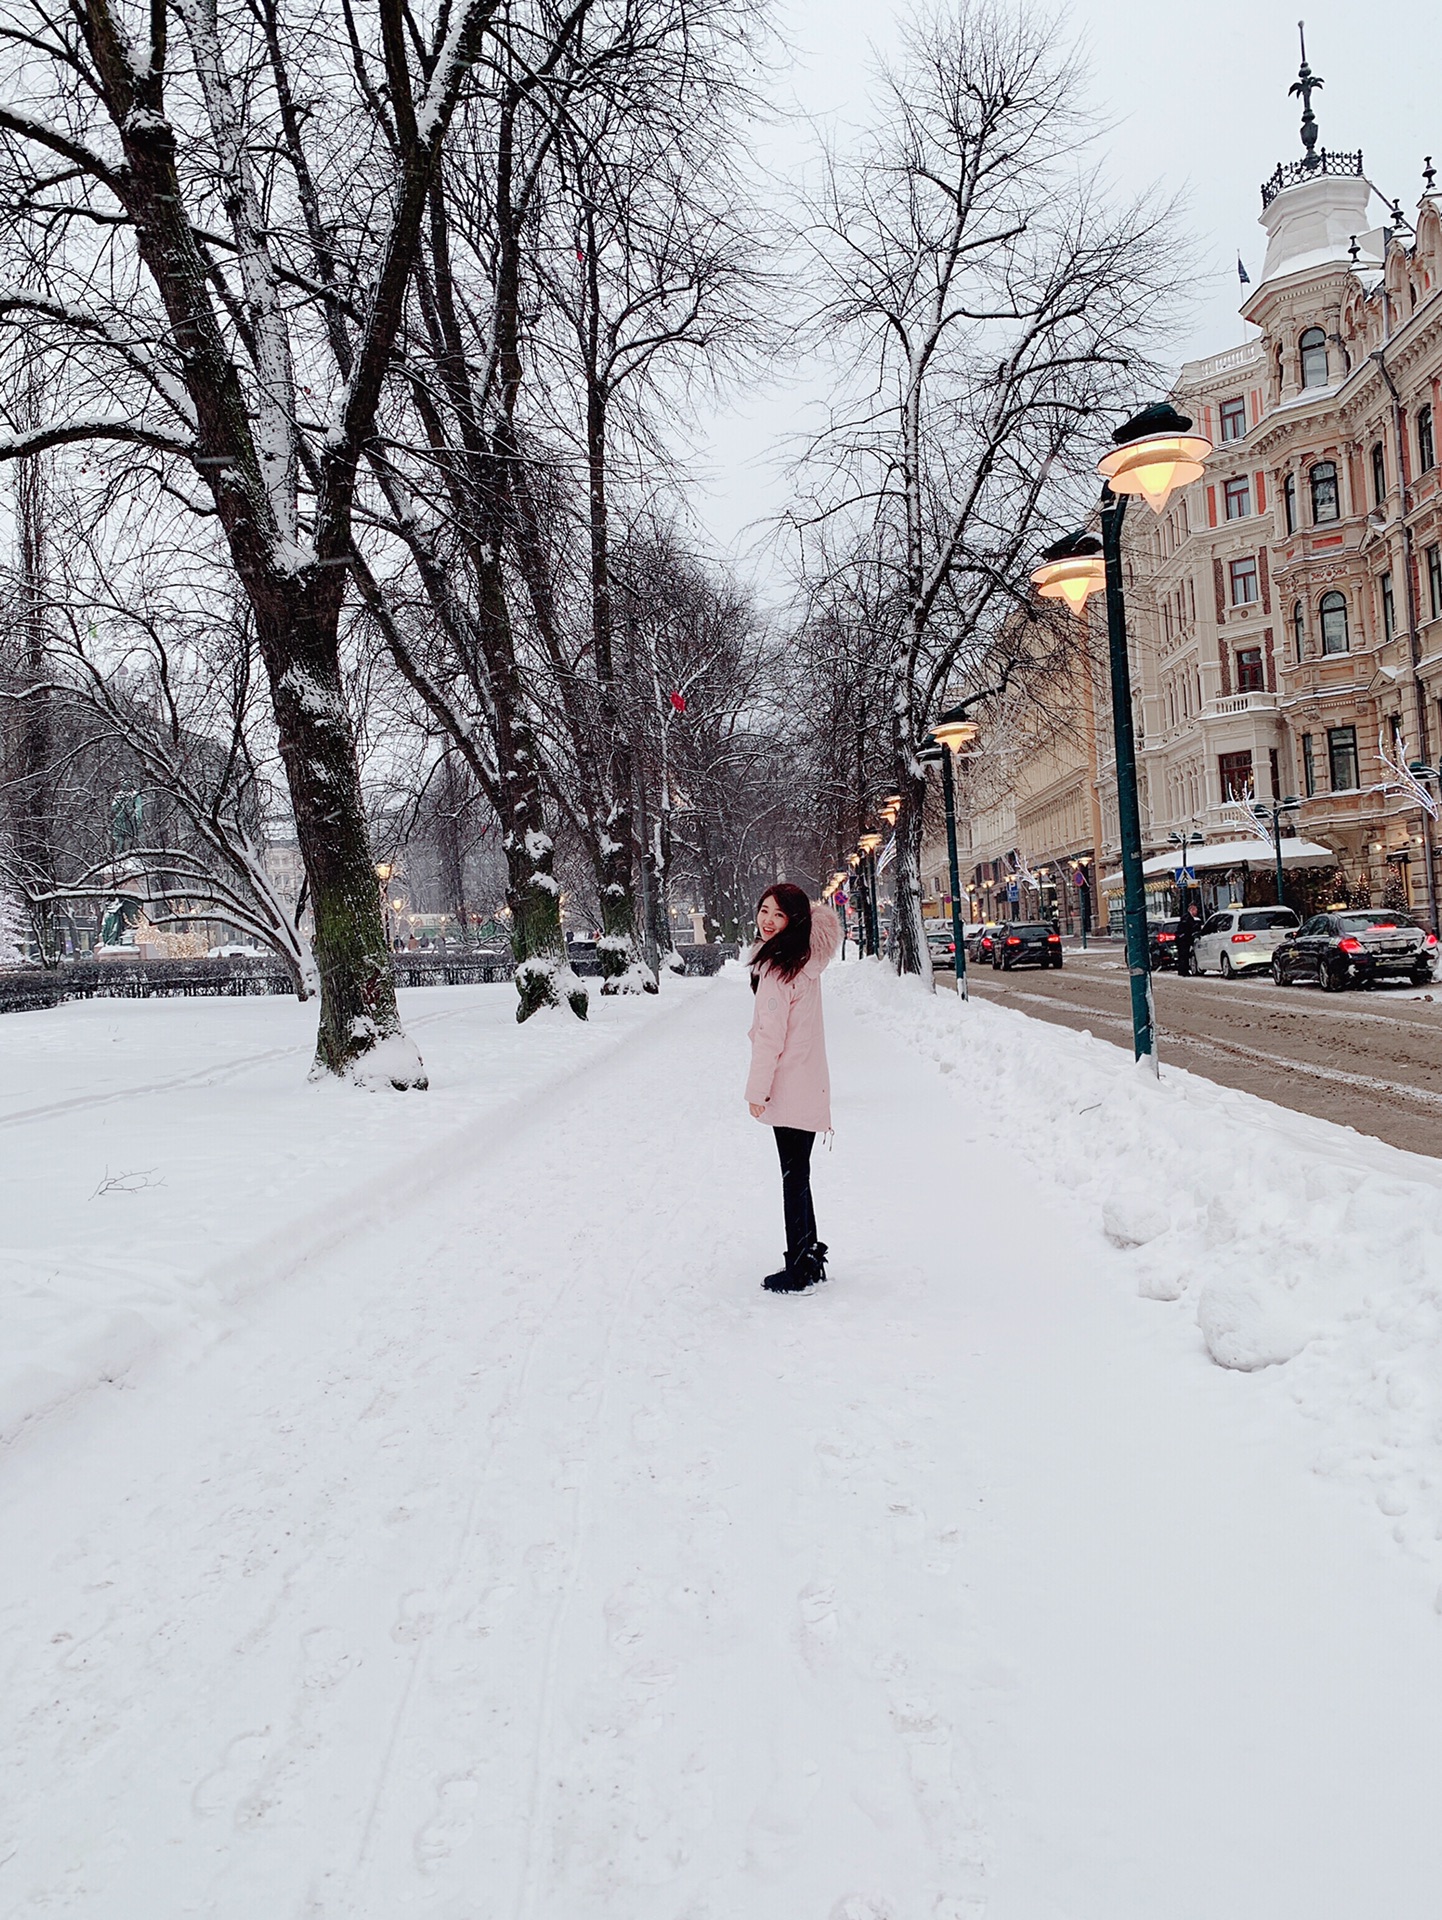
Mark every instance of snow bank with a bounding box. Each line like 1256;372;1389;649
830;959;1442;1581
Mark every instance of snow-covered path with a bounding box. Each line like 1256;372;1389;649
4;973;1441;1918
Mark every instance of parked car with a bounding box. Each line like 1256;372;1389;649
1272;911;1438;991
992;922;1063;970
966;922;1004;964
1148;918;1182;970
1191;906;1299;978
926;928;957;970
207;943;266;959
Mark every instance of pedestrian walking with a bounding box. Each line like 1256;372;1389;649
745;883;842;1293
1174;898;1202;975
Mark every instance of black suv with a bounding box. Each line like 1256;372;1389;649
1148;919;1182;971
992;923;1063;971
1272;911;1438;991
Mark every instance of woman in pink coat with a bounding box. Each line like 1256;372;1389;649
745;882;843;1293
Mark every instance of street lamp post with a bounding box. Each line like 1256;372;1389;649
1249;796;1301;904
922;707;981;1000
1031;402;1212;1072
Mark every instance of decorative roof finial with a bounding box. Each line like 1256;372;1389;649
1289;20;1324;170
1348;234;1360;263
1426;156;1437;192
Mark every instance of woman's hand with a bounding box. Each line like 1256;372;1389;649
748;1102;766;1120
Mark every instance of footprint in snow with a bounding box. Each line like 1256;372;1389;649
392;1588;440;1643
414;1774;478;1873
191;1729;271;1820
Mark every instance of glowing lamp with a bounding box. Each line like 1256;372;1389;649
1030;531;1105;616
1096;402;1211;515
930;707;981;753
858;831;883;854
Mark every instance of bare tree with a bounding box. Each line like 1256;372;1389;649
0;509;315;987
0;0;510;1081
792;0;1179;975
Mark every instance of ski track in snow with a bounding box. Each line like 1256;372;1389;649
3;971;1442;1917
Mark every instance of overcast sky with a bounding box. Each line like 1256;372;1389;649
690;0;1440;586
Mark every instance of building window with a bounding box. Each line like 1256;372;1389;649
1218;750;1254;800
1420;405;1436;474
1381;571;1396;643
1230;556;1259;605
1224;476;1251;519
1319;590;1350;654
1283;471;1297;532
1310;460;1340;524
1371;441;1387;507
1235;647;1264;691
1299;327;1329;388
1292;598;1306;660
1219;396;1248;442
1428;544;1442;621
1327;725;1359;792
1302;733;1316;796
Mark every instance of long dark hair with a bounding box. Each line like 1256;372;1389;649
749;883;812;991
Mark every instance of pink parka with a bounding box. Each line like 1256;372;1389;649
745;903;843;1132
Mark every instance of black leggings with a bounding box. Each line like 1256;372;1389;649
774;1126;818;1253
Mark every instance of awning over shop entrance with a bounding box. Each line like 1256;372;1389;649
1101;837;1334;889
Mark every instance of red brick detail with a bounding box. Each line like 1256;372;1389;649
1207;485;1218;528
1250;389;1262;424
1311;533;1345;550
1213;557;1227;626
1218;631;1233;695
1263;625;1276;692
1255;471;1267;513
1258;546;1271;614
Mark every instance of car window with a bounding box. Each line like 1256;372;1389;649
1344;911;1419;929
1238;909;1298;931
1200;915;1226;935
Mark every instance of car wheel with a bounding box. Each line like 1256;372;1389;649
1412;966;1433;987
1219;953;1234;980
1271;957;1286;986
1051;956;1063;969
1001;954;1013;971
1321;957;1347;992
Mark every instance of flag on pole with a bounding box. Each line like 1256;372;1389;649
1237;255;1251;286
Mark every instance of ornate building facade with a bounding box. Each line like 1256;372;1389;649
949;74;1442;931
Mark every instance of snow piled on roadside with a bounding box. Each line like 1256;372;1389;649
832;959;1442;1585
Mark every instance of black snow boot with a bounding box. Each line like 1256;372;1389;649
762;1240;829;1293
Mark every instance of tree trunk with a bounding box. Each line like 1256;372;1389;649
259;583;426;1083
585;377;653;995
892;766;932;982
14;435;58;965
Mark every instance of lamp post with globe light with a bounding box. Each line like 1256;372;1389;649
1031;402;1212;1070
920;708;980;998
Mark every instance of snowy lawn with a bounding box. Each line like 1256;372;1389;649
0;982;682;1439
2;963;1440;1918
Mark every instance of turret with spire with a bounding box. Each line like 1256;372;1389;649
1261;22;1363;210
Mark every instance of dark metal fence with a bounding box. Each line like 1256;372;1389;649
0;942;738;1016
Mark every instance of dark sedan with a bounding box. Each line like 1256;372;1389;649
1272;911;1438;991
1148;918;1182;971
967;922;1004;964
992;923;1063;970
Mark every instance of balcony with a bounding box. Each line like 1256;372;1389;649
1204;692;1279;719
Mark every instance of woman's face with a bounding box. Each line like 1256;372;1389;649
756;895;789;941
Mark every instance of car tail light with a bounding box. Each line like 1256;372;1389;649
1428;933;1438;947
1372;923;1397;932
1157;931;1175;942
1338;936;1363;953
1230;932;1256;943
1005;935;1021;945
1047;934;1060;943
